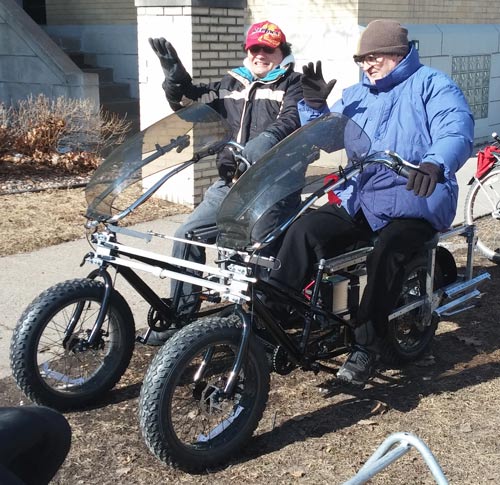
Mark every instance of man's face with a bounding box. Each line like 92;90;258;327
356;54;403;84
246;45;284;78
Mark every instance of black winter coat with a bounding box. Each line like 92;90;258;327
162;58;302;181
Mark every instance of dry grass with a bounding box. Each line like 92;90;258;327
0;186;191;257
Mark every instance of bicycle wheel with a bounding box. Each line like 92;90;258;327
464;167;500;263
380;255;443;365
139;316;270;472
10;278;135;410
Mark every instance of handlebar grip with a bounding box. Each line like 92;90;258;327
397;165;412;179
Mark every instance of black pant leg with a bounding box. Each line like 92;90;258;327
358;218;437;337
269;204;370;293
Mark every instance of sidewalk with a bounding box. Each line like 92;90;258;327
0;213;192;379
0;158;477;380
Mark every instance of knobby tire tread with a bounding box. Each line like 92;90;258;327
139;315;270;472
10;278;135;410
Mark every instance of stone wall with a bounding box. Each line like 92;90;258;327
357;0;500;24
44;0;138;98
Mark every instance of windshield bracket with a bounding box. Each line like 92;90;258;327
154;134;190;156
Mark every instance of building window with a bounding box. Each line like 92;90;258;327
452;55;490;120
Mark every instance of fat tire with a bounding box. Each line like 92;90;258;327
10;278;135;410
139;315;270;472
380;255;443;365
464;168;500;263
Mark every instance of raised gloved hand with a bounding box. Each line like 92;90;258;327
148;37;190;84
405;162;444;197
301;61;337;110
242;132;279;166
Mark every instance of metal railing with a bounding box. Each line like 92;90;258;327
343;432;448;485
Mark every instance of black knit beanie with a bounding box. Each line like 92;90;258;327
354;20;409;59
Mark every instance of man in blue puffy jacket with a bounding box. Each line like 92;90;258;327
268;19;474;387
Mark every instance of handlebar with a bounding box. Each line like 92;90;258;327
367;150;424;179
226;141;251;182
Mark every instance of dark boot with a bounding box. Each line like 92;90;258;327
145;329;177;346
336;345;377;387
336;320;380;387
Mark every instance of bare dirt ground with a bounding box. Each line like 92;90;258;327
0;164;499;484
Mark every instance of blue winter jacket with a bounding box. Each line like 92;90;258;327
298;46;474;231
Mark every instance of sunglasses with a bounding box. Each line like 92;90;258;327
354;54;385;67
249;45;277;55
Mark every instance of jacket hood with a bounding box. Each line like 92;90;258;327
362;45;422;91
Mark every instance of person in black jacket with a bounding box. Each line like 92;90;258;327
147;21;302;344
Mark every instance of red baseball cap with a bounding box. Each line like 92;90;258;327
244;21;286;50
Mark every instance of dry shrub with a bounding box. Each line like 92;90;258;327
0;104;11;152
1;94;131;174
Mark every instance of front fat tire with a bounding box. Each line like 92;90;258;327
464;168;500;263
10;278;135;410
139;316;270;472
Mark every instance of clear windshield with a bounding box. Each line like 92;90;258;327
216;112;371;250
85;103;232;221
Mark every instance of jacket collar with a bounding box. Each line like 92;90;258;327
231;54;295;84
361;45;422;91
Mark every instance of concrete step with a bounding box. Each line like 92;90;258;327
82;66;114;83
47;37;141;130
99;82;131;102
67;51;98;69
102;98;140;118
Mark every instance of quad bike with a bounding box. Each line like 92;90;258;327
136;110;491;472
464;133;500;263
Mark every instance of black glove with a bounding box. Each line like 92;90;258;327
148;37;191;84
216;148;237;183
405;162;444;197
301;61;337;110
242;132;279;165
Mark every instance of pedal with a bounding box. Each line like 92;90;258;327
136;328;152;344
